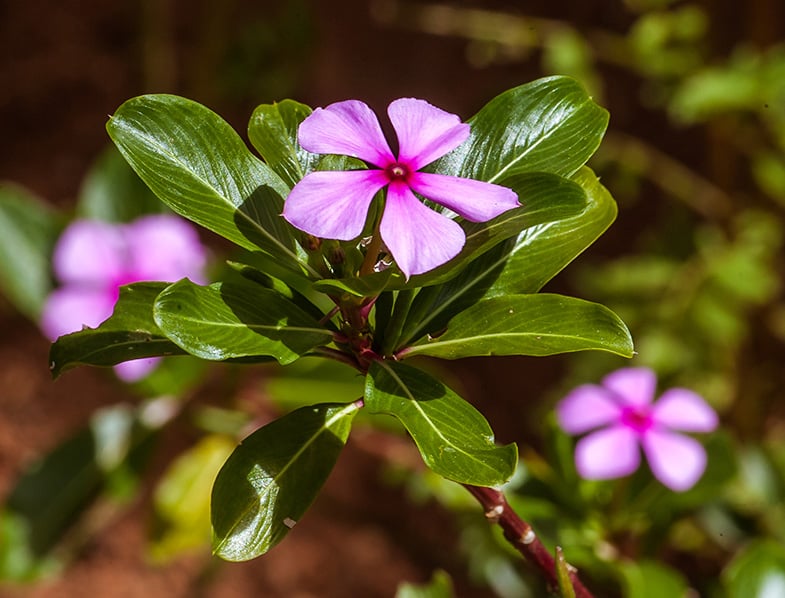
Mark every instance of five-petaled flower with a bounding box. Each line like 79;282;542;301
41;215;208;381
282;98;519;279
556;367;718;491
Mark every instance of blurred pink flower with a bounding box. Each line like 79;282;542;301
283;98;519;279
41;215;208;381
556;367;718;491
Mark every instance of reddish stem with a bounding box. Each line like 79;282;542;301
463;485;595;598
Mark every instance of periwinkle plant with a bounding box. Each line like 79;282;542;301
49;76;633;595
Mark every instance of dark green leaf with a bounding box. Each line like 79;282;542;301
400;294;633;359
0;404;158;579
365;361;517;486
433;76;608;182
312;269;393;297
212;402;359;560
485;166;617;296
153;278;332;365
248;100;317;189
106;94;317;276
49;282;184;378
0;184;60;319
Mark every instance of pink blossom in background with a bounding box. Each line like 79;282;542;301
556;367;718;491
41;215;208;381
283;98;519;279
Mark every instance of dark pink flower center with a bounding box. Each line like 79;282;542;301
385;162;411;182
620;406;653;434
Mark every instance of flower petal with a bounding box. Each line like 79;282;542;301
41;287;116;340
652;388;718;433
380;182;464;278
126;215;208;284
602;367;657;407
52;220;126;285
298;100;395;167
283;170;388;240
388;98;470;170
114;357;160;382
557;384;623;435
642;429;707;491
408;172;519;222
574;425;641;480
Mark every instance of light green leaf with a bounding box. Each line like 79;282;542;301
49;282;184;378
211;402;359;560
555;547;577;598
106;94;316;276
433;76;608;182
151;435;235;562
723;540;785;598
76;145;164;222
153;278;332;365
619;561;690;598
248;99;317;189
0;184;60;320
400;294;633;359
396;570;454;598
365;361;517;486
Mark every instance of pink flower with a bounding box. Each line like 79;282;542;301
282;98;519;279
556;368;718;491
41;215;208;381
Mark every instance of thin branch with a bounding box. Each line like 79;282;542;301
463;485;594;598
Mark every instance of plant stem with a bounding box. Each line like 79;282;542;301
463;485;595;598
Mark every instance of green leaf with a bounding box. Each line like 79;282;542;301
723;540;785;598
485;166;617;296
364;361;517;486
0;184;60;319
76;145;164;222
433;76;608;182
400;294;633;360
49;282;184;378
0;404;158;579
396;570;454;598
247;99;317;189
153;278;332;365
211;402;359;560
619;561;690;598
555;547;577;598
312;268;393;297
150;435;235;562
395;172;591;346
106;94;317;276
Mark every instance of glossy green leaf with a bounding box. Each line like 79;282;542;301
76;145;164;222
0;184;60;319
433;76;608;182
395;172;591;347
485;166;617;296
248;99;317;189
106;94;317;276
312;268;393;297
153;278;332;365
723;540;785;598
400;294;633;359
49;282;184;377
364;361;517;486
211;402;359;560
